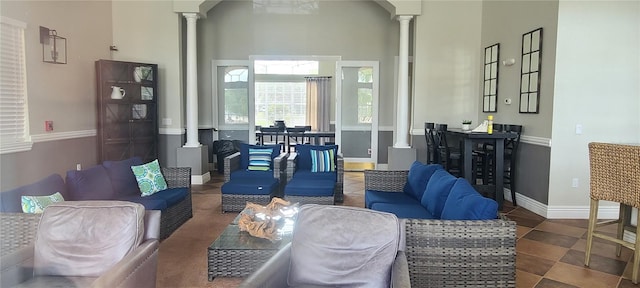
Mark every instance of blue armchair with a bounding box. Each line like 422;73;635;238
221;143;288;212
284;144;344;205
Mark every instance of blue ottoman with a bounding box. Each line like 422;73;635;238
284;179;335;205
221;178;279;212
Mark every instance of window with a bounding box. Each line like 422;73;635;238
0;18;31;154
357;67;373;124
254;60;317;127
222;67;248;124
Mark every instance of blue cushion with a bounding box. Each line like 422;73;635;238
295;144;338;171
365;190;421;208
284;179;335;196
0;174;66;213
116;195;167;210
240;143;282;170
103;157;143;197
420;169;457;218
221;178;279;195
230;170;275;181
289;170;337;182
402;161;443;201
440;178;498;220
65;165;115;201
143;187;188;206
370;202;436;219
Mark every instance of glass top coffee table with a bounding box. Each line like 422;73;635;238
207;209;296;281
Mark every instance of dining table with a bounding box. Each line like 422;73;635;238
255;129;335;150
445;128;518;210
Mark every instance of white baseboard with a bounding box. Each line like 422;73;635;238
191;172;211;185
376;164;389;170
504;188;619;219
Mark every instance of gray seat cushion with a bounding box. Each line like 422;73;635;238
288;205;400;287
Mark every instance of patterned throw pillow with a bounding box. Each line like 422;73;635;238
21;192;64;214
311;149;335;172
131;159;168;197
248;148;273;171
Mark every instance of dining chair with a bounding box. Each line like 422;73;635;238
260;126;286;152
286;127;307;152
295;125;312;144
435;124;462;177
585;142;640;284
424;122;438;164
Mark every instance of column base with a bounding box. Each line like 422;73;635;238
387;147;417;170
177;145;211;185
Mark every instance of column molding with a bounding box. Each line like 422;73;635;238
183;12;201;147
394;15;413;148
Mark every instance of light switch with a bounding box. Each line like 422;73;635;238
575;124;583;135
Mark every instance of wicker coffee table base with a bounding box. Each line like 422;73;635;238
207;248;278;280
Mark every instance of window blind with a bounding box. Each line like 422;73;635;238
0;17;31;153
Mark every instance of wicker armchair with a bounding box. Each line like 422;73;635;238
586;142;640;283
284;146;344;205
222;146;288;212
160;167;193;240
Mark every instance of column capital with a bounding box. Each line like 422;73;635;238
182;12;200;21
396;15;414;22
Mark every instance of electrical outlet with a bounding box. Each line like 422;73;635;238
571;178;579;188
45;121;53;132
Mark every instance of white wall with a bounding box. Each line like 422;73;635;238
412;1;482;132
548;0;640;216
112;1;184;133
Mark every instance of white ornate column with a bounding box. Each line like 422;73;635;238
177;12;209;185
183;12;200;148
394;15;413;148
388;15;416;170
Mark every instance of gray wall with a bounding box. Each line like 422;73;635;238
0;1;111;191
480;0;559;138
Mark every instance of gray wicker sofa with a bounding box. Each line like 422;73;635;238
0;159;192;240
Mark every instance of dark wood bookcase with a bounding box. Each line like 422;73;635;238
96;59;158;163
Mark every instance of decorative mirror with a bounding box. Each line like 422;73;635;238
519;28;543;113
482;43;499;112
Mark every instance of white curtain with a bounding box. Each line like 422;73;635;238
305;76;331;132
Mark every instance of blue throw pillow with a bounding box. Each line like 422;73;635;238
402;161;443;201
310;149;336;172
420;169;457;218
296;144;338;171
248;148;273;171
440;178;498;220
240;143;281;170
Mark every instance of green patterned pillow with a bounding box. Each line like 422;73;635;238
21;192;64;214
131;159;168;197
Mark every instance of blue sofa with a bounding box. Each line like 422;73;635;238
365;161;498;220
0;157;192;240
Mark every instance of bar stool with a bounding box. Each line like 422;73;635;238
585;142;640;283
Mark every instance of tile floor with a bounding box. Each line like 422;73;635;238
199;171;640;287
